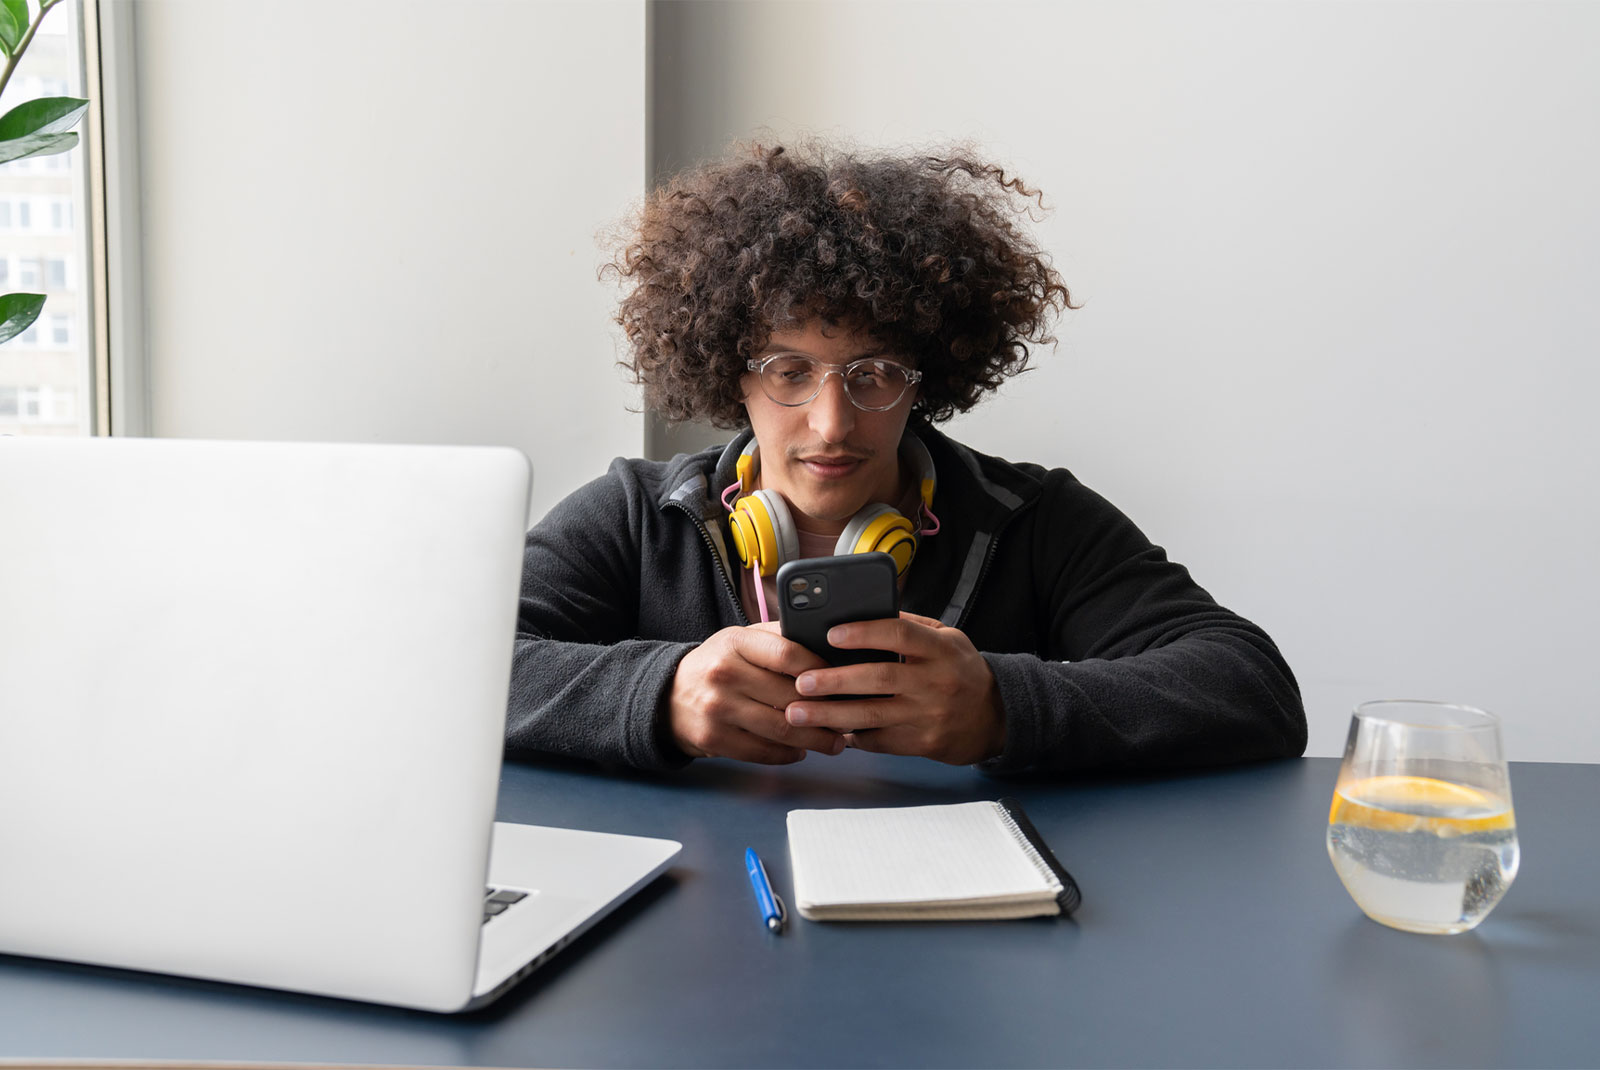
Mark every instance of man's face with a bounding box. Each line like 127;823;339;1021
740;320;919;535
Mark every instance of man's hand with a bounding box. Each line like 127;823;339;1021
783;612;1006;765
669;622;845;764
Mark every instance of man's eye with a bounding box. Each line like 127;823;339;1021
777;367;814;383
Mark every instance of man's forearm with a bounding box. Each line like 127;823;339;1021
505;636;697;771
977;631;1306;775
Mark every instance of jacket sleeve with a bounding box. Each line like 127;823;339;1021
504;469;694;771
977;475;1306;775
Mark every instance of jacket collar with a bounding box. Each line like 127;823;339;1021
899;424;1041;624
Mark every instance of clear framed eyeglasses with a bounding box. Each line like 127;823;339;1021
745;353;922;412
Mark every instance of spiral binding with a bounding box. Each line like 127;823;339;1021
994;798;1083;916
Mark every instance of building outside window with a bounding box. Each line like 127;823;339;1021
0;383;77;423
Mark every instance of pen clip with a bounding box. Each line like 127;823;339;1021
771;888;788;930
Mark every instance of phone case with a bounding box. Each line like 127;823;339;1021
776;553;900;667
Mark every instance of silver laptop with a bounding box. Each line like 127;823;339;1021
0;436;680;1013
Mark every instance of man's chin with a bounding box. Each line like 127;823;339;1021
788;493;866;531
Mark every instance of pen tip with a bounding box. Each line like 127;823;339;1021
768;917;784;933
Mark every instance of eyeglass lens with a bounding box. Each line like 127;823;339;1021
759;356;912;411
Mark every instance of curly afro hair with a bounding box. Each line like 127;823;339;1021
607;142;1075;428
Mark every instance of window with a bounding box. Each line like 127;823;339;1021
0;2;98;437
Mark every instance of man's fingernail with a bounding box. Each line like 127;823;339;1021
788;706;810;725
826;626;846;644
796;674;816;694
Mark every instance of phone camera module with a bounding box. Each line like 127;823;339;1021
787;572;828;610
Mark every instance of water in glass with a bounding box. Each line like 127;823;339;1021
1326;701;1519;934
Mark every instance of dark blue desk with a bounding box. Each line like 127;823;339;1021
2;754;1597;1068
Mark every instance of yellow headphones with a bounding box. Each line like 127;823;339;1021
727;435;937;578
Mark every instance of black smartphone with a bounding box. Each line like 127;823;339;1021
776;552;900;667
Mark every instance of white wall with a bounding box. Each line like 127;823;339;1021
649;0;1600;761
125;0;1599;762
130;0;645;524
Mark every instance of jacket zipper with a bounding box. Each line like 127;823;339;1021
665;499;751;627
953;499;1037;632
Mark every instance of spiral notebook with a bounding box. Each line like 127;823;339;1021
785;799;1081;921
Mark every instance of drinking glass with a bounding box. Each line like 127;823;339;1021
1326;700;1519;934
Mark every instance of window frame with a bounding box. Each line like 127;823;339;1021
84;0;148;436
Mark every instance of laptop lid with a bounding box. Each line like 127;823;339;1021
0;436;530;1012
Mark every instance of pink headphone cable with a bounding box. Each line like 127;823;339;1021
752;563;771;624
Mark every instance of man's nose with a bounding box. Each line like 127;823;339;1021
808;372;856;443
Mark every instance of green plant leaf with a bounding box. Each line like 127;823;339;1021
0;97;89;140
0;129;77;165
0;293;47;345
0;0;24;57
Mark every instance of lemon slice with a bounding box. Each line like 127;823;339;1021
1329;775;1514;835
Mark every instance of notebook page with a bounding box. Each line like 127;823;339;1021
787;801;1057;907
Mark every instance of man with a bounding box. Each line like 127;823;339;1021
506;143;1306;774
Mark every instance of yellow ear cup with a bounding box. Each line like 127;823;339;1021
729;491;797;577
836;505;917;575
728;503;761;572
729;496;776;576
874;524;919;574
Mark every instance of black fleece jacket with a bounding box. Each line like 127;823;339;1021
506;425;1306;774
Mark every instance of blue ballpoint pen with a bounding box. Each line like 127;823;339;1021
745;847;787;933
